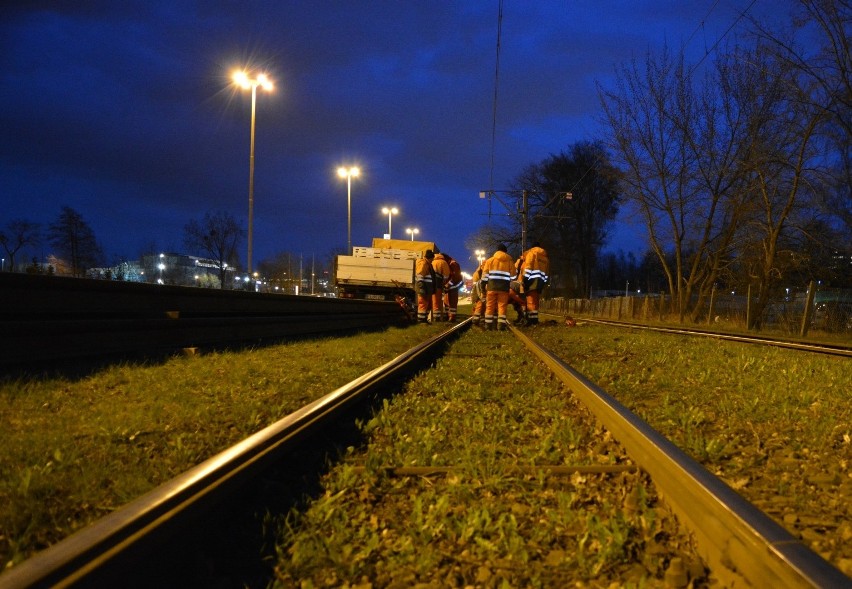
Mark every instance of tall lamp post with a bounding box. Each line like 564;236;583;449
337;166;360;254
233;70;274;277
158;253;166;285
406;227;419;241
381;206;398;239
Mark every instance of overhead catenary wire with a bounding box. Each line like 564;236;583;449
484;2;760;235
487;0;504;221
553;1;759;215
688;0;758;76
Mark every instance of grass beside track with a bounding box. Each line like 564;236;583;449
3;313;848;583
271;327;705;587
0;326;435;570
529;319;852;578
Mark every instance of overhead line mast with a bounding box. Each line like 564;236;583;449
487;0;504;221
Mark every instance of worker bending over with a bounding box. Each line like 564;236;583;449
431;249;451;321
520;241;549;325
442;253;463;322
482;244;516;331
415;249;435;323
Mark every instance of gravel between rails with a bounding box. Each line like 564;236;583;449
271;327;708;588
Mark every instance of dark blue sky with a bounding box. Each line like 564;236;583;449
0;1;778;273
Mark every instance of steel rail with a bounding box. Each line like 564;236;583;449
573;317;852;358
0;320;471;589
510;324;850;588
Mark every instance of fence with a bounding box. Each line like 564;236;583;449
542;284;852;338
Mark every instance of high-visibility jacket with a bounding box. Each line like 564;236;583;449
432;254;451;290
446;257;463;290
483;250;515;292
415;257;435;296
471;264;485;302
522;246;549;291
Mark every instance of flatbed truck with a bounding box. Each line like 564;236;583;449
334;238;435;306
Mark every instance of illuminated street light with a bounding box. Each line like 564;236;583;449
233;70;274;276
381;206;398;238
475;249;485;264
406;227;419;241
337;166;360;254
158;253;165;285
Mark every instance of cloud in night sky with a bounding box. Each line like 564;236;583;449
0;1;783;271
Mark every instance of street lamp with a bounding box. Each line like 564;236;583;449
158;253;165;285
381;206;398;238
406;227;419;241
337;166;360;254
475;249;485;264
233;70;274;276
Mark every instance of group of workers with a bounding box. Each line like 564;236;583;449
472;242;549;330
414;248;464;323
414;242;549;330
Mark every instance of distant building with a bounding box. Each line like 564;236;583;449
138;253;237;288
87;260;145;282
85;253;236;288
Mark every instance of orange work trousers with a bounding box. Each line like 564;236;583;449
431;291;445;320
485;290;509;328
526;290;541;322
417;293;432;322
443;288;459;321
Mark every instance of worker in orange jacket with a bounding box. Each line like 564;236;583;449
442;253;463;322
431;249;451;321
483;244;516;330
509;278;527;324
415;249;435;323
470;261;485;325
521;242;549;325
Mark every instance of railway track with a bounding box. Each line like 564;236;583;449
1;321;848;587
575;317;852;358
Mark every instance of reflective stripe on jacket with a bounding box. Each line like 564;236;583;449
522;246;549;291
415;257;434;295
432;254;451;289
484;250;515;292
446;259;463;290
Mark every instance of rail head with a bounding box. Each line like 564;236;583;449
579;318;852;358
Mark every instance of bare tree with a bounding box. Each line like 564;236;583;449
183;211;244;289
734;41;828;328
599;46;719;320
598;27;833;328
0;219;40;272
751;0;851;241
47;206;104;277
512;141;621;297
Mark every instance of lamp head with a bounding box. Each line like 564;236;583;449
338;166;360;178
